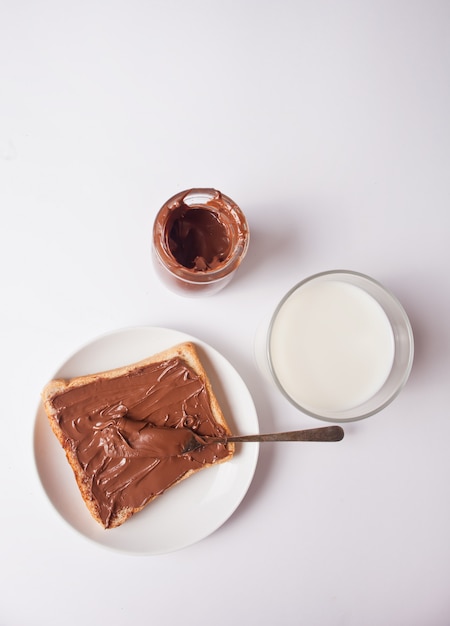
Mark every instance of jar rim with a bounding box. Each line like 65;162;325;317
152;189;250;283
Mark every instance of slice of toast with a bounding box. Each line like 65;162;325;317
42;342;234;529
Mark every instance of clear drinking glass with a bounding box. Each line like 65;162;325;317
260;270;414;422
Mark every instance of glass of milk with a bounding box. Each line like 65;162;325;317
260;270;414;422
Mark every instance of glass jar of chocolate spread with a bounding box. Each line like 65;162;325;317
152;188;249;296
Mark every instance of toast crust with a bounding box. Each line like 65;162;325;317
42;342;234;528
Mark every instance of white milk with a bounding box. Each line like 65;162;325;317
269;280;395;413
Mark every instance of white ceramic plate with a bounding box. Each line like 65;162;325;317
34;326;259;555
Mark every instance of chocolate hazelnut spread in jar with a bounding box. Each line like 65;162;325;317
152;188;249;296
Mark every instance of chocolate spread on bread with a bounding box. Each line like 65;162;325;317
49;354;231;528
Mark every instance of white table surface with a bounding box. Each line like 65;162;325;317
2;1;450;624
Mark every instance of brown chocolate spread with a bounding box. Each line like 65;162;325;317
52;358;229;528
168;206;231;271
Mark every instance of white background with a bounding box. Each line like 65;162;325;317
1;1;450;624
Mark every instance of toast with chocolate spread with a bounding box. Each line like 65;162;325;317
42;342;234;529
